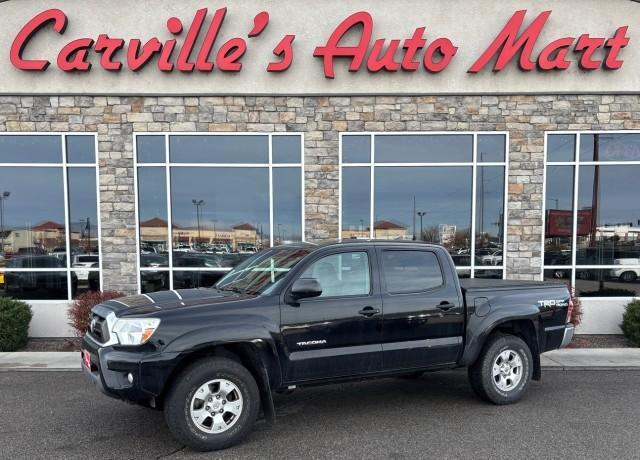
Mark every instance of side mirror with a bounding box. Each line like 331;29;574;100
290;278;322;301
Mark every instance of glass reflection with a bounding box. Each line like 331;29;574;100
547;134;575;162
0;168;66;266
544;166;574;265
475;166;505;265
575;269;640;297
374;167;472;259
341;167;370;240
0;270;69;300
66;136;95;164
0;135;62;164
342;136;371;163
140;271;170;293
272;135;301;164
138;167;169;262
137;136;166;163
173;271;227;289
273;168;302;244
477;135;506;162
474;269;504;279
577;165;640;265
169;135;269;163
73;269;99;298
580;133;640;162
544;268;572;282
170;167;270;267
375;135;472;163
68;168;99;263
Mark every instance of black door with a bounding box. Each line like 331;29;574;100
280;249;383;382
377;248;464;370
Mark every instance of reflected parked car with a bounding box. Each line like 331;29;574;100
72;254;99;280
5;256;77;298
141;254;169;268
479;250;503;266
610;258;640;282
88;262;100;292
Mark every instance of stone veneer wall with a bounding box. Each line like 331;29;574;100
1;94;638;294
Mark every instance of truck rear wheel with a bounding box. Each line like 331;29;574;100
468;334;533;405
163;357;260;451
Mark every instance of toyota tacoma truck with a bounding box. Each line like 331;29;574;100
82;241;574;451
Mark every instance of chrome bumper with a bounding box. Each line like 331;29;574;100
560;324;575;348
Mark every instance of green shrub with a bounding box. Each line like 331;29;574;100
0;298;33;351
621;299;640;347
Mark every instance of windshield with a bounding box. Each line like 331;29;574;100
215;247;312;294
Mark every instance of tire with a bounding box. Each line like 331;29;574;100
164;357;260;452
621;271;637;283
468;333;533;405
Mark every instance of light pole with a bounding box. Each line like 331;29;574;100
192;199;205;247
277;223;282;244
359;219;364;236
0;191;10;254
417;211;426;241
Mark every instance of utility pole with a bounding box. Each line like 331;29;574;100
0;191;10;255
417;211;426;241
192;199;205;248
412;196;416;241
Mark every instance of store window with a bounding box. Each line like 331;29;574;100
544;132;640;297
135;133;304;293
0;134;101;300
340;133;508;279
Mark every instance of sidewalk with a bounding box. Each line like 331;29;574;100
1;348;639;371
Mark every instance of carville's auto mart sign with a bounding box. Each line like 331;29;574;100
0;0;638;95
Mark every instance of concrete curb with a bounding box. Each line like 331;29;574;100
1;349;639;372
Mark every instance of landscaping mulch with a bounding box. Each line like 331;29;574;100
20;337;82;352
568;334;632;348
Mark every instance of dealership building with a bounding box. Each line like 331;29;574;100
1;0;639;336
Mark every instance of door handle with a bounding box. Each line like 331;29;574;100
437;302;456;311
358;306;380;317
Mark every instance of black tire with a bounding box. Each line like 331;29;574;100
164;357;260;452
468;333;533;405
621;271;637;283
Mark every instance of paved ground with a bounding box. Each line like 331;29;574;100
1;370;639;460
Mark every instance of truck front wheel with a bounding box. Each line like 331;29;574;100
468;334;533;405
163;357;260;451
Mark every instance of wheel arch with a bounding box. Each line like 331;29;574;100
157;340;280;422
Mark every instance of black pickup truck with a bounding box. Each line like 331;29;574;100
82;241;574;451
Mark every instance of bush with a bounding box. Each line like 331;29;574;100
621;299;640;347
569;286;583;328
0;298;33;351
68;291;125;337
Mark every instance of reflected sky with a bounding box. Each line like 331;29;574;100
476;166;504;241
375;135;472;163
374;166;472;233
170;167;269;232
273;168;302;240
578;165;640;225
0;168;65;229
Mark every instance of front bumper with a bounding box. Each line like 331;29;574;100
81;335;181;404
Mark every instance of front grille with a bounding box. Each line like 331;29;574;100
89;313;110;344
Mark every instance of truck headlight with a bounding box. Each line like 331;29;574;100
112;318;160;346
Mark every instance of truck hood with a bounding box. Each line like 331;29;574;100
96;288;257;317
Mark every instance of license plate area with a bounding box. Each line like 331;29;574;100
82;350;94;370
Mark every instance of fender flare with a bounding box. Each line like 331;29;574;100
460;304;541;367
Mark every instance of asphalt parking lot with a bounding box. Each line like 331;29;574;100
1;370;639;460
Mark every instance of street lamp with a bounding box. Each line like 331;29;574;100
0;191;10;254
417;211;426;241
359;219;364;235
192;199;205;247
277;223;282;245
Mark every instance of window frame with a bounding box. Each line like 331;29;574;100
542;130;640;298
379;249;445;295
339;131;509;280
0;132;102;301
134;132;306;293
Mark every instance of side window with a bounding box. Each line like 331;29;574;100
382;250;443;294
300;252;370;298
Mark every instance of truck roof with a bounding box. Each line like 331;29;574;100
280;240;446;250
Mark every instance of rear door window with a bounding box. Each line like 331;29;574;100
381;250;443;294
